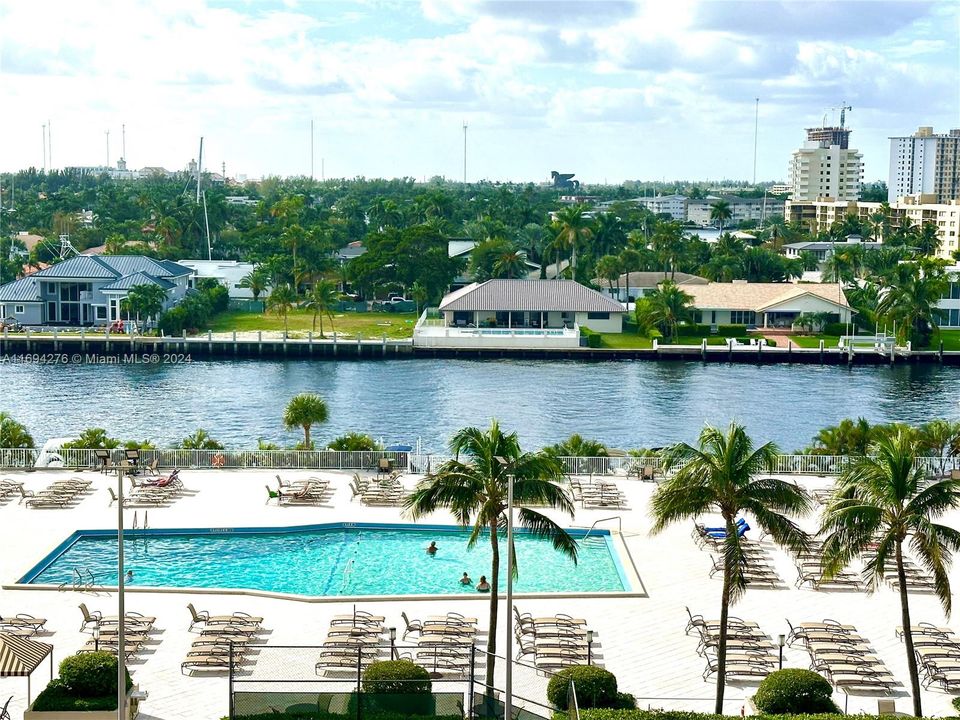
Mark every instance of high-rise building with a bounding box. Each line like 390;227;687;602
788;127;863;202
888;126;960;203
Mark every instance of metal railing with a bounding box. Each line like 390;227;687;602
5;447;958;476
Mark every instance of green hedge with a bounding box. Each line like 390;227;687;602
32;652;132;712
716;324;747;337
581;327;602;348
753;669;838;714
823;322;847;336
230;713;461;720
547;666;632;710
362;660;431;695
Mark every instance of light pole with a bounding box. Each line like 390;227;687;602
587;629;594;666
778;634;785;670
389;627;396;661
494;456;514;720
117;469;126;720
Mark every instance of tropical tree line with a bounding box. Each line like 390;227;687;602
801;417;960;460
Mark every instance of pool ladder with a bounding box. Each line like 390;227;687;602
339;536;362;593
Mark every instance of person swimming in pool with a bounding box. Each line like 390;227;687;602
125;570;134;583
459;572;472;585
426;541;438;555
476;575;490;592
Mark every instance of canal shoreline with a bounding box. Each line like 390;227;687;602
3;331;960;365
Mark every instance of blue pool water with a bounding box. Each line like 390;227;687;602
24;523;629;596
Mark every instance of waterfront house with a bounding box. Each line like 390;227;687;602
177;259;261;300
0;255;191;327
939;265;960;328
414;279;625;349
684;281;852;329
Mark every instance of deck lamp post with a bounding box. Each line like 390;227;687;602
389;627;396;660
93;626;100;652
587;630;594;666
778;634;785;670
494;456;514;720
117;470;126;720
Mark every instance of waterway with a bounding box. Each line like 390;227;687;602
4;359;959;452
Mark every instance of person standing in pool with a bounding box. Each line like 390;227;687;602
459;572;472;585
476;575;490;592
426;541;438;555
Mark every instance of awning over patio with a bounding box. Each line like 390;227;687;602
0;633;54;703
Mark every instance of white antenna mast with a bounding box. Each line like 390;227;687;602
196;137;203;203
47;120;52;170
42;125;47;173
462;121;468;183
105;130;110;167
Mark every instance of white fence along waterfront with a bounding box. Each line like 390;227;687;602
4;448;958;476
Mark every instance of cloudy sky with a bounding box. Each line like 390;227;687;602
1;0;957;184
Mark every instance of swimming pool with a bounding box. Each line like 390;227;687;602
22;523;633;597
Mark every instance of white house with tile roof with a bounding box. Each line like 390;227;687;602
0;255;192;327
415;279;625;348
684;281;852;329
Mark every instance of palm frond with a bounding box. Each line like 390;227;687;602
516;507;579;564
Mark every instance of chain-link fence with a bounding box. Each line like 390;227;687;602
228;642;558;719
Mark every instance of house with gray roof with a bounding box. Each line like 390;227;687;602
0;255;192;327
414;279;625;349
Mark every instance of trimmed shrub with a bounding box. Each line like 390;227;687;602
31;680;118;712
547;665;621;710
716;324;747;337
753;668;838;714
58;651;132;697
953;696;960;713
823;322;847;336
362;660;431;695
580;327;602;348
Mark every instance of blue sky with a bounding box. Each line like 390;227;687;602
1;0;957;184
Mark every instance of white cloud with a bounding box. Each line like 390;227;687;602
0;0;956;182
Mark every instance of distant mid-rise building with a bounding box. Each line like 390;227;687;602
888;126;960;204
635;194;687;221
686;195;785;227
788;126;863;202
785;194;960;259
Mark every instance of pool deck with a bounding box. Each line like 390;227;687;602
2;467;959;719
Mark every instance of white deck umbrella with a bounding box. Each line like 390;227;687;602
0;633;54;704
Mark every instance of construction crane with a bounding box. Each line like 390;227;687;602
833;102;853;129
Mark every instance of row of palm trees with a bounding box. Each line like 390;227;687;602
410;420;960;716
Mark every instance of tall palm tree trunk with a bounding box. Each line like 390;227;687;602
303;425;311;448
486;517;500;689
896;542;922;717
714;519;734;714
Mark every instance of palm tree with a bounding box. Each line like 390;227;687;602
122;282;168;329
239;268;269;302
553;205;593;277
403;420;577;687
916;222;941;257
492;250;528;279
820;430;960;717
0;412;35;448
545;434;608;458
709;200;733;235
651;423;811;713
646;280;695;340
594;255;623;297
267;284;296;338
283;392;329;449
179;428;224;450
410;281;428;316
878;260;948;346
302;279;338;337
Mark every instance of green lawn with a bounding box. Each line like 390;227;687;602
789;335;842;349
206;310;419;339
935;330;960;351
597;333;655;349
